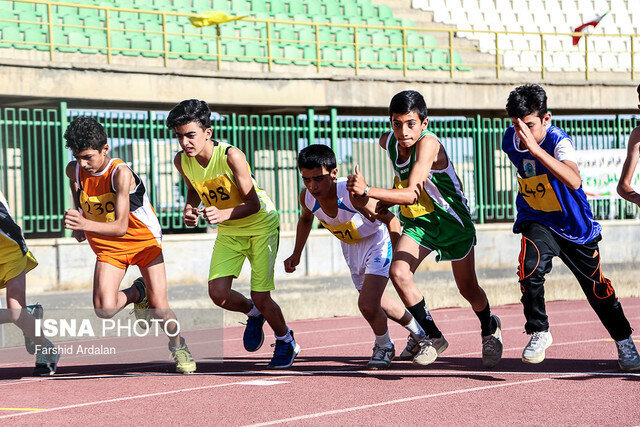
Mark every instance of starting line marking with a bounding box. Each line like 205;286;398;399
237;380;291;386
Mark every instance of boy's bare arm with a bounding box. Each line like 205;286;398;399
350;193;401;248
284;190;315;273
514;118;582;190
617;127;640;206
173;152;201;227
347;135;439;205
64;166;132;237
200;147;261;224
65;161;86;241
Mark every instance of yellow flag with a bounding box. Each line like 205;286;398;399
189;11;248;27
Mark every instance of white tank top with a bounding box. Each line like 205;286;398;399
304;178;385;244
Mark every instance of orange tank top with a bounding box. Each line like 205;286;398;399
76;158;162;255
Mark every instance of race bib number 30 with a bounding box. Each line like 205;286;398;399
321;221;362;244
517;174;562;212
194;174;243;209
80;191;116;222
394;177;434;219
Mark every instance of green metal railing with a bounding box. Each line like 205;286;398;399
1;104;639;237
0;0;637;80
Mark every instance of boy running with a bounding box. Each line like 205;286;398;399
63;116;196;374
169;99;300;369
284;144;427;369
347;90;503;368
617;84;640;206
0;191;58;375
503;84;639;371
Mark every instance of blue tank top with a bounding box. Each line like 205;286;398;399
501;124;601;244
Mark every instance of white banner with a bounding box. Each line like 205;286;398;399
575;149;640;199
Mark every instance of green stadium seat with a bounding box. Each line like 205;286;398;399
301;44;316;62
387;30;402;46
87;31;107;54
192;0;212;10
275;26;295;45
340;46;355;68
329;16;347;24
381;48;401;69
306;2;322;16
286;1;305;15
342;2;358;16
358;46;377;68
142;34;163;57
320;46;339;67
334;29;352;47
431;49;449;70
83;15;105;30
0;26;20;48
452;51;471;71
369;31;387;47
245;42;266;62
222;39;242;61
324;0;340;16
408;49;426;70
212;0;229;10
423;34;437;49
108;32;127;54
186;38;207;59
269;1;287;15
168;36;188;58
202;39;218;60
376;5;393;19
230;0;250;13
358;2;376;18
401;18;415;28
23;27;48;51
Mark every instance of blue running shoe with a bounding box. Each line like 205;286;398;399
243;314;265;352
267;331;301;369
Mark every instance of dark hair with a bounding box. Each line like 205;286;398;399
637;83;640;96
64;116;108;152
389;90;428;122
297;144;337;171
506;84;548;119
166;99;211;130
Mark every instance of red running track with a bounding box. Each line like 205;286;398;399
0;298;639;424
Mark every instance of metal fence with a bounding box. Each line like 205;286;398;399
0;103;638;237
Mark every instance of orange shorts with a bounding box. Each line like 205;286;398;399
96;244;162;270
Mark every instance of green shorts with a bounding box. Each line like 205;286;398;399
403;220;476;262
209;229;279;292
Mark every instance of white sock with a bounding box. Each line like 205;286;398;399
275;328;293;343
374;330;393;348
404;317;426;339
247;301;261;318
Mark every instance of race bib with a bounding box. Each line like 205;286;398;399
394;177;434;219
193;174;243;209
321;220;362;244
517;174;562;212
80;191;116;222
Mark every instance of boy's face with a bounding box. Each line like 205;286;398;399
390;111;429;148
173;121;212;157
300;166;337;200
512;112;551;144
73;145;109;174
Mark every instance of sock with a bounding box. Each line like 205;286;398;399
247;301;261;318
275;328;293;343
474;302;496;336
407;299;442;338
403;317;426;339
374;330;393;348
169;337;186;351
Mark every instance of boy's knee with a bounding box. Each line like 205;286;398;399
250;292;272;310
389;264;411;287
357;297;377;320
208;286;230;307
94;307;117;319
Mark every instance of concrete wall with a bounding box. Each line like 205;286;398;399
1;59;638;112
24;220;640;292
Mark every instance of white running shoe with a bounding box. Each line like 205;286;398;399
522;330;552;364
413;335;448;366
615;336;640;372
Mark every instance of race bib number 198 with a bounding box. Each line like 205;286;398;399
194;174;243;209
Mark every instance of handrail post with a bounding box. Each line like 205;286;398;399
448;29;454;78
106;7;112;64
495;31;499;79
314;23;321;72
46;2;54;61
354;26;359;76
266;20;272;72
402;27;407;76
584;34;589;80
216;24;221;70
540;33;545;79
162;12;168;67
59;101;71;237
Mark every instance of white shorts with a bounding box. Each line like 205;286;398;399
342;226;392;291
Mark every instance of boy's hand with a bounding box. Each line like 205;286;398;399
183;204;199;227
347;164;368;196
72;229;86;242
515;118;543;156
284;253;301;273
375;200;394;215
201;206;230;224
64;209;87;231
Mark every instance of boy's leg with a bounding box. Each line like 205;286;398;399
389;234;446;365
518;222;559;364
557;236;638;370
451;247;502;367
208;276;252;313
92;260;135;318
359;274;395;369
248;229;300;368
140;253;196;374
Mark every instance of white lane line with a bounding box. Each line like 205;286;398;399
0;374;294;420
241;372;591;426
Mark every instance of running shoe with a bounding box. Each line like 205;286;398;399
243;314;265;352
482;315;503;368
522;330;552;364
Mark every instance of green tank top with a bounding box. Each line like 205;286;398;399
386;131;475;241
180;141;279;236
